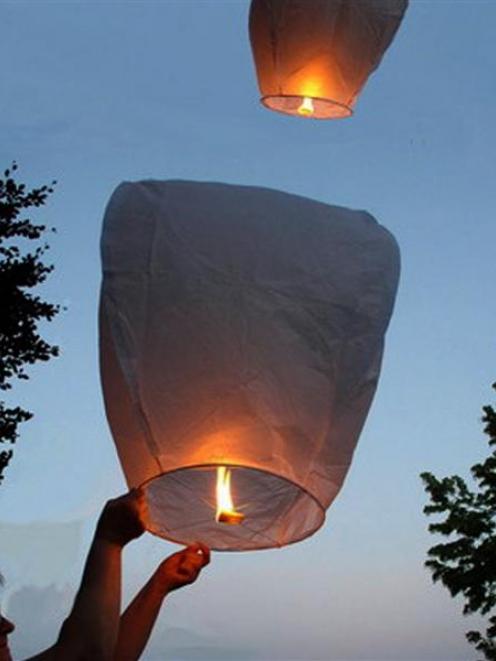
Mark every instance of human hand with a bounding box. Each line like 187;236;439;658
96;488;147;548
154;543;210;596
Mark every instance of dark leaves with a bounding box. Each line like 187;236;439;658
421;383;496;658
466;616;496;660
0;162;59;483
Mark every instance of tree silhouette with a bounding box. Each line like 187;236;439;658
421;382;496;660
0;163;60;484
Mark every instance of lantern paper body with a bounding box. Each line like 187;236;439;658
99;181;400;551
249;0;408;118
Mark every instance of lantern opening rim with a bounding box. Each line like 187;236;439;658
139;462;327;552
260;94;353;120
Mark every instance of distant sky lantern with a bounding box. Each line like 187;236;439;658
249;0;408;119
99;181;400;551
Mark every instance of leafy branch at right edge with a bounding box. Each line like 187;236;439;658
421;382;496;660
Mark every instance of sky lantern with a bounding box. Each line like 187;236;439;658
99;180;399;551
249;0;409;119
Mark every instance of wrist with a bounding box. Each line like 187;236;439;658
150;570;171;599
94;523;126;549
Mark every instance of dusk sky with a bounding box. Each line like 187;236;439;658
1;1;495;659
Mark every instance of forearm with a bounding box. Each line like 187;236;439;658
58;536;123;659
114;573;167;661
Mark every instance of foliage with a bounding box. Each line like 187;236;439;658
0;162;59;483
421;383;496;660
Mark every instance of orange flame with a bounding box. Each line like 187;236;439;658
216;466;245;525
297;97;315;116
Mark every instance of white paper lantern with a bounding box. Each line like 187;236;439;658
249;0;408;118
99;181;400;550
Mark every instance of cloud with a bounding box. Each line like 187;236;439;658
0;519;83;587
7;583;73;659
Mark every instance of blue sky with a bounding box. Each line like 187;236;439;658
1;1;495;659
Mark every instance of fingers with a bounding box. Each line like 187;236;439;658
180;553;204;574
134;488;148;520
97;488;146;546
186;542;211;566
176;542;211;582
197;542;211;565
129;487;145;508
157;543;211;593
114;487;143;502
108;488;145;517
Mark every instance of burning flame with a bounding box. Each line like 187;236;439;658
297;96;315;116
216;466;245;525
